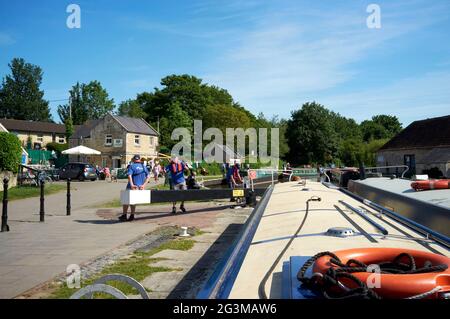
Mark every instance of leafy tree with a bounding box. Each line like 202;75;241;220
338;138;362;167
0;132;22;173
57;81;114;125
338;138;389;167
158;102;192;149
139;74;239;124
371;115;402;137
57;82;83;124
363;138;389;166
360;120;389;142
82;81;115;118
65;116;74;139
360;115;402;142
0;58;52;121
330;112;362;140
117;99;147;118
285;102;338;165
203;104;252;131
142;75;209;121
46;142;68;153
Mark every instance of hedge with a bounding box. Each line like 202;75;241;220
46;142;68;154
0;132;22;173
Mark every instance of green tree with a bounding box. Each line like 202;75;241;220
0;58;52;121
117;99;147;118
285;102;338;165
57;81;114;125
139;74;238;124
0;132;22;173
371;115;402;137
338;138;363;167
330;112;362;140
65;116;74;139
57;82;83;124
360;120;389;142
360;115;402;142
203;104;252;131
158;102;192;149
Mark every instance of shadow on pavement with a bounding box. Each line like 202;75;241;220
166;223;244;299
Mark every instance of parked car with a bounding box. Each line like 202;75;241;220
59;163;98;181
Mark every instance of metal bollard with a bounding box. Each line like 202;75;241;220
1;177;10;232
66;178;71;216
39;180;45;222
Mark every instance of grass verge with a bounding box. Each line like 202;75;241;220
49;238;195;299
0;184;66;201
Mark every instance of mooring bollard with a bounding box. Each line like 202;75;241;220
66;178;71;216
39;180;45;222
1;177;10;232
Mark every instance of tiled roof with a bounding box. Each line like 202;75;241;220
72;120;101;138
112;115;159;136
379;115;450;150
0;118;65;134
72;115;159;139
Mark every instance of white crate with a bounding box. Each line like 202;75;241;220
120;190;151;205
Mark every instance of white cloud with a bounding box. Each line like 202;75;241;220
198;1;450;121
320;71;450;125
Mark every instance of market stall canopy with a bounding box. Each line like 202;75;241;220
62;145;101;155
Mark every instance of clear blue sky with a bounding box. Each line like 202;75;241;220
1;0;449;126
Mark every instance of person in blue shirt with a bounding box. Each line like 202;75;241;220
119;154;150;222
225;163;233;188
165;157;187;214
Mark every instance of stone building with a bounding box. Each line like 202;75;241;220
0;118;66;149
377;115;450;178
70;114;159;168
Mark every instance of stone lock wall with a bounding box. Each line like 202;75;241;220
377;147;450;177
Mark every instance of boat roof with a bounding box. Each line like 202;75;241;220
355;177;450;209
228;181;449;298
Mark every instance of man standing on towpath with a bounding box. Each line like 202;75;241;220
119;154;150;222
166;157;187;214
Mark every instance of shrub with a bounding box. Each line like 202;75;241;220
0;132;22;173
422;167;444;179
46;142;68;154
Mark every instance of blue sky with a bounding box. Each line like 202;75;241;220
0;0;449;126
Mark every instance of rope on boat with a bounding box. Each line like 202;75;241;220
297;252;448;299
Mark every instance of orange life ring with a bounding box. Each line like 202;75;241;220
313;248;450;298
411;179;450;191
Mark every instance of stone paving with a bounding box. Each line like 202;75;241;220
0;180;159;298
0;179;252;299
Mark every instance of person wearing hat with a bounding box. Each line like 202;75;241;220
119;154;150;222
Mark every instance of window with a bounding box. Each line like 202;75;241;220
37;134;44;143
105;134;112;146
134;135;140;145
150;136;154;146
58;135;65;143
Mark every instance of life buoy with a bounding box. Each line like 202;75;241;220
312;248;450;299
411;179;450;191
